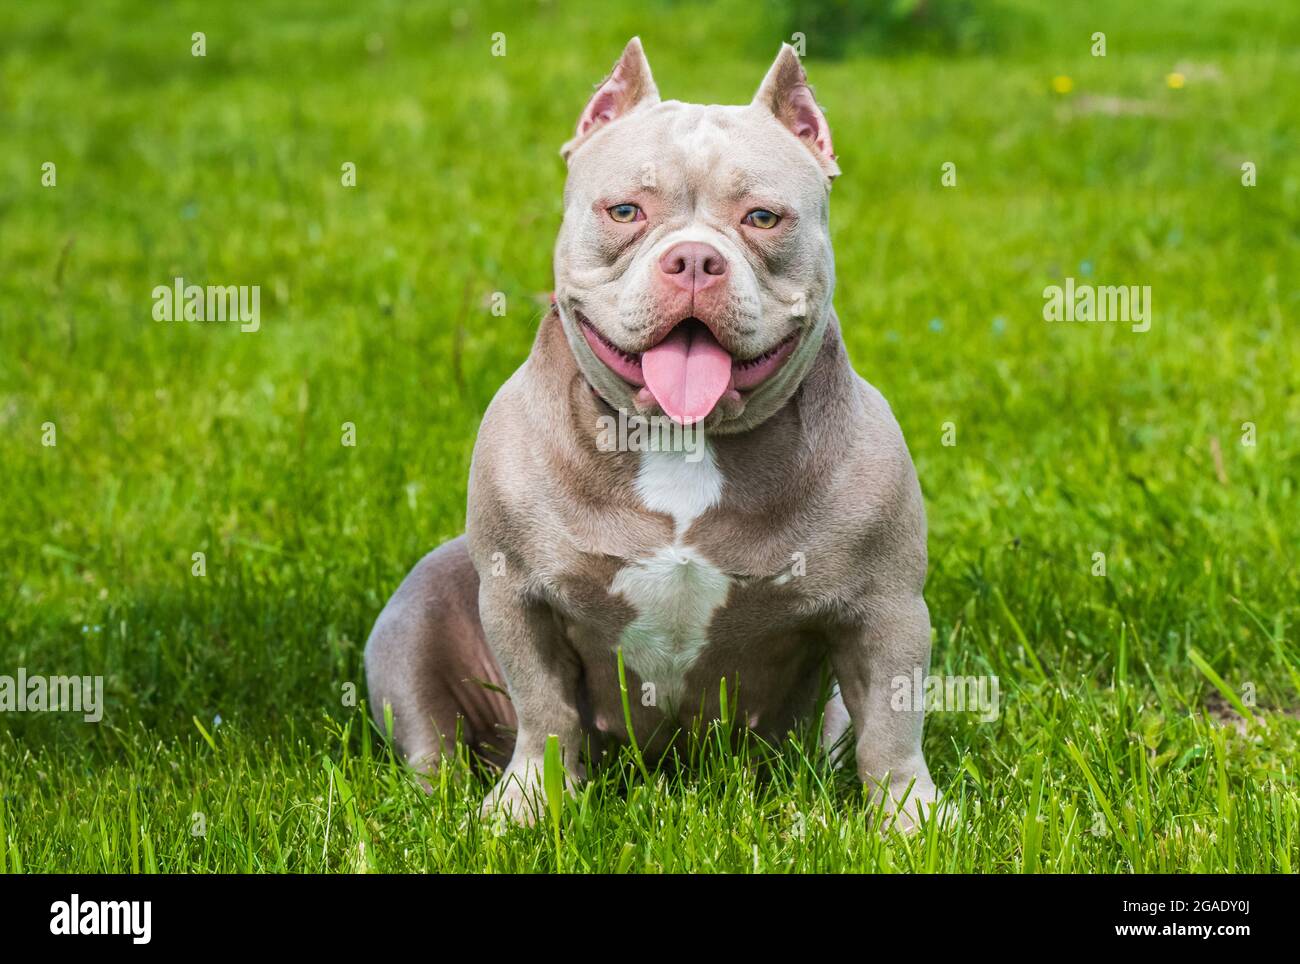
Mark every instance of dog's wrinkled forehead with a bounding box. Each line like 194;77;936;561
565;100;827;213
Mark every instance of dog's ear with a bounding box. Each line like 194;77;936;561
561;37;660;163
753;44;839;179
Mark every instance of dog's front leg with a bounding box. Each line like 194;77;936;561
830;592;940;832
477;580;584;826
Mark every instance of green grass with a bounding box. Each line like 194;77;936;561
2;0;1298;873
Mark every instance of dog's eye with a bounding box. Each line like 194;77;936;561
607;203;644;223
743;209;781;229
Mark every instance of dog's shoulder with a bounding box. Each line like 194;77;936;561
799;360;928;599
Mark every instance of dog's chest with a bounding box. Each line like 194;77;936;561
608;443;731;707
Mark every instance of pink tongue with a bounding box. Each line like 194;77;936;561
640;322;733;425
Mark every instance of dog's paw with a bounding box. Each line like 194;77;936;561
480;776;545;829
480;756;585;831
869;780;952;835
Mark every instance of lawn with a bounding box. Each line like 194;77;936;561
1;0;1298;873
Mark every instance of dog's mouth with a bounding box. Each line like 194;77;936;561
578;314;799;425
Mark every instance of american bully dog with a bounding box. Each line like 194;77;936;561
365;38;940;829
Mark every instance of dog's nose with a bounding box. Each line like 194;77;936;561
658;242;728;293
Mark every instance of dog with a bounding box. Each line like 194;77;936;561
365;38;939;829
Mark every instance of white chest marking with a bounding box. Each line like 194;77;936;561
632;438;724;531
611;440;731;708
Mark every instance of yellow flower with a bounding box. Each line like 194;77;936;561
1051;75;1074;94
1166;72;1186;89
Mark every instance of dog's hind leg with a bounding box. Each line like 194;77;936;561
364;535;516;773
821;683;853;768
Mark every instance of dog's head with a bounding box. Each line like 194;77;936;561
553;38;839;434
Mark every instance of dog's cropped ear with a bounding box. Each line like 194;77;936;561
561;37;660;163
753;44;839;180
